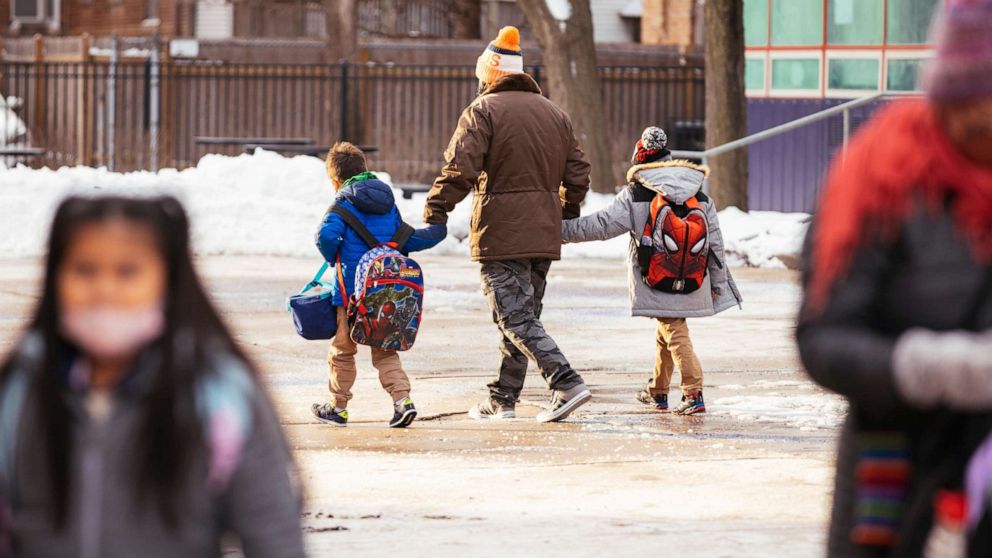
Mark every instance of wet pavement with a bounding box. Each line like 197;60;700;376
0;255;841;557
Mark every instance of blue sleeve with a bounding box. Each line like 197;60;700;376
403;223;447;253
315;211;346;263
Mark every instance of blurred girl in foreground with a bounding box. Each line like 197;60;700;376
0;196;305;557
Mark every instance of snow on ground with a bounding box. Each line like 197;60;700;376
0;150;809;267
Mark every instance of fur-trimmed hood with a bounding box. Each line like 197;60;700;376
627;159;709;204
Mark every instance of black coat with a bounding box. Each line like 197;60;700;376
797;204;992;557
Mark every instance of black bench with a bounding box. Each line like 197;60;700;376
194;136;314;147
244;144;380;157
398;184;432;199
0;147;47;165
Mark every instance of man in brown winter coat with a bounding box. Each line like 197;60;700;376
423;26;592;423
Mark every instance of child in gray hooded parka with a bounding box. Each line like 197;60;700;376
562;127;742;414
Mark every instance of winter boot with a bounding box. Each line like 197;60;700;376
312;403;348;426
536;383;592;423
389;397;418;428
636;389;669;411
468;398;516;420
673;390;705;415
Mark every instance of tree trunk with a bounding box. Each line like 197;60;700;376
324;0;364;144
325;0;358;63
449;0;481;39
517;0;615;193
704;0;748;210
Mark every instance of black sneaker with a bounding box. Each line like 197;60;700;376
536;383;592;423
312;403;348;426
467;398;516;420
389;397;417;428
673;390;705;415
635;389;669;411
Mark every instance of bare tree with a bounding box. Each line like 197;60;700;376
325;0;358;62
450;0;482;39
324;0;364;143
704;0;748;210
516;0;615;193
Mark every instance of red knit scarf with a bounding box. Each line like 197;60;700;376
808;99;992;312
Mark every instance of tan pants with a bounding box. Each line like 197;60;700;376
648;318;704;396
328;307;410;408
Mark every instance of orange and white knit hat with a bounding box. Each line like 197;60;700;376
476;26;524;85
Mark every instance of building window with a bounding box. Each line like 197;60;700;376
827;0;883;45
746;58;766;90
771;0;822;46
887;58;924;91
744;0;768;47
887;0;938;45
12;0;59;26
828;58;880;90
772;58;820;90
12;0;42;20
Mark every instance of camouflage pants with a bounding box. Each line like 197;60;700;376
479;258;584;405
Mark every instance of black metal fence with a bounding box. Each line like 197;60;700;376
0;60;705;184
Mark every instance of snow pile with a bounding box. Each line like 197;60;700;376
0;151;809;268
1;96;28;145
712;393;847;431
718;207;811;269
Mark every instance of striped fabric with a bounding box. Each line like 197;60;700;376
850;432;912;547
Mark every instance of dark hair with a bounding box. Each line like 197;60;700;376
0;195;281;528
325;141;368;184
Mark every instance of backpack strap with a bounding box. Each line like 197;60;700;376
331;205;379;249
390;222;415;252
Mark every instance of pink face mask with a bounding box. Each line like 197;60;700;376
60;304;165;360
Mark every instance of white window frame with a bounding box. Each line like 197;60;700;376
825;50;883;98
745;52;769;98
10;0;59;26
883;48;933;93
768;49;823;99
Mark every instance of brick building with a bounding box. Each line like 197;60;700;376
1;0;213;38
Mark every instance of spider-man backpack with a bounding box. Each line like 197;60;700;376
331;206;424;352
636;193;710;294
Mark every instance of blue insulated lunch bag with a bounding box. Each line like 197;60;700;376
287;262;337;340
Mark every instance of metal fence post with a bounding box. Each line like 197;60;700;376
107;34;118;172
340;61;349;141
149;35;160;172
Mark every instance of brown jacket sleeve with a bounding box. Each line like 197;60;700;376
560;122;591;220
424;103;493;225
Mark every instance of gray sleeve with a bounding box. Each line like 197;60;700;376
704;202;729;288
561;188;636;243
224;392;306;558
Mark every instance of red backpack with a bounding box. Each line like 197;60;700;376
636;194;709;294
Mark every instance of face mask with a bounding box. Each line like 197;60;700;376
60;304;165;360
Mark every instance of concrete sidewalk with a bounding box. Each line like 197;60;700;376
0;255;839;557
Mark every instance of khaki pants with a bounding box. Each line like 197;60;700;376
648;318;704;396
328;307;410;408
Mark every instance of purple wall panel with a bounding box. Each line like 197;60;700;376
745;98;884;213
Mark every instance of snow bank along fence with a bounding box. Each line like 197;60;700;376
0;35;704;185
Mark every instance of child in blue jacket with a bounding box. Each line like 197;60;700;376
312;142;446;428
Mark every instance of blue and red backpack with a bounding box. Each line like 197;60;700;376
331;205;424;351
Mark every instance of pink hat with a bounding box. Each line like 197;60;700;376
922;0;992;102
